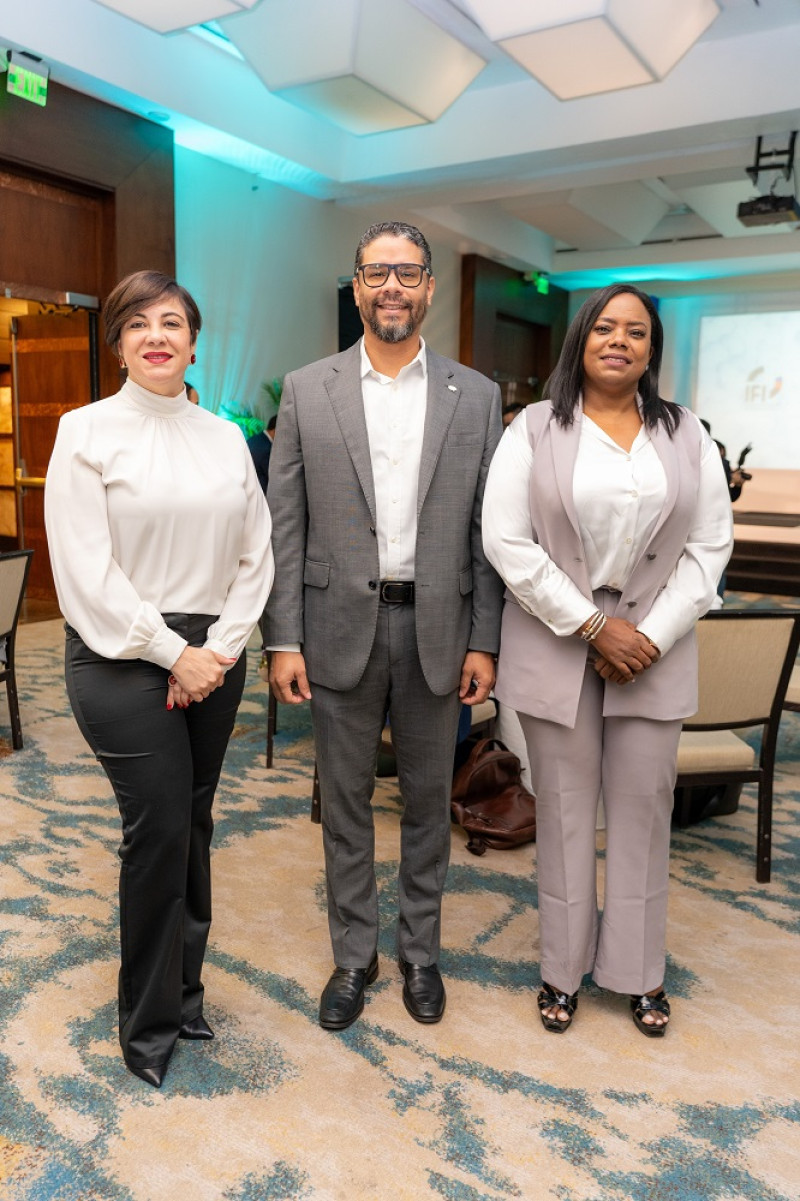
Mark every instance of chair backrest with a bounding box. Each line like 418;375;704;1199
685;609;800;729
0;550;33;640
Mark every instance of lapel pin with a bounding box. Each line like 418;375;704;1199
448;384;457;392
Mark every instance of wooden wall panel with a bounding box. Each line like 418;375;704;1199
460;254;569;402
0;170;103;295
0;80;174;293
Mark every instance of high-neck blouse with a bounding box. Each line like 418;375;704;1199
45;379;273;668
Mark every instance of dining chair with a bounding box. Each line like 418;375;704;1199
782;663;800;714
673;608;800;883
0;549;34;749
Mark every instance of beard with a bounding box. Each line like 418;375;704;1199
362;294;427;343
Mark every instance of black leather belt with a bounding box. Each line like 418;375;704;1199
379;580;415;604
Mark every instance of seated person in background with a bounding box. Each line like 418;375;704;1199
714;440;748;503
185;380;200;405
502;401;524;427
247;414;277;495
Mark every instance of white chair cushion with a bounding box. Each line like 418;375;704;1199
676;730;756;773
470;699;497;726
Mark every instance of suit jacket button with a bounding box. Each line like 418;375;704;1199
627;601;638;608
646;553;657;560
368;580;377;590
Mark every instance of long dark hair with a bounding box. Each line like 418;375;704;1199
543;283;683;435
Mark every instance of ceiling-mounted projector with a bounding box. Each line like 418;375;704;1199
737;193;800;226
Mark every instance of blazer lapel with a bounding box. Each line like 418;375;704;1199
326;347;377;524
647;419;680;539
417;352;459;514
550;410;583;543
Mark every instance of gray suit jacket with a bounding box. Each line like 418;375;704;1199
264;341;503;694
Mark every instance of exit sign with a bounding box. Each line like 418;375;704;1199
7;53;48;107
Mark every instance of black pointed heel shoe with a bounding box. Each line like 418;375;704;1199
537;982;579;1033
179;1015;215;1041
126;1060;166;1088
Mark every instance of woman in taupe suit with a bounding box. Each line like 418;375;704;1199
482;284;733;1037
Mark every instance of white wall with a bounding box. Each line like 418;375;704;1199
175;148;460;419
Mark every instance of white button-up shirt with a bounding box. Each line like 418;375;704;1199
360;337;427;581
482;406;733;655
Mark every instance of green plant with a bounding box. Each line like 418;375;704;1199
261;376;283;408
218;403;265;439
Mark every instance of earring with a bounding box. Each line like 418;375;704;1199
190;353;196;365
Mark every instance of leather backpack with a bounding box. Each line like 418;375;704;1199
451;738;537;856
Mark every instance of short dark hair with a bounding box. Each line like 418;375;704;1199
103;270;202;349
354;221;432;276
543;283;682;435
266;415;278;432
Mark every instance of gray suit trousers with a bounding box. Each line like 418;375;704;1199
310;601;462;968
519;663;682;996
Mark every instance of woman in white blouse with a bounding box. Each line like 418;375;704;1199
483;284;732;1038
45;271;274;1087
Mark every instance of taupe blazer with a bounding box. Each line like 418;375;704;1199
495;402;706;728
264;342;504;695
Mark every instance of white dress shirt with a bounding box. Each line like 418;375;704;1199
360;337;427;580
45;379;274;669
482;406;733;656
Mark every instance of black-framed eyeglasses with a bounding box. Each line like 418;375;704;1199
357;263;430;288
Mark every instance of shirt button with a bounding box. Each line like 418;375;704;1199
625;538;632;544
631;490;638;498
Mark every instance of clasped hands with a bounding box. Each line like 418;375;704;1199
582;616;660;685
166;646;236;708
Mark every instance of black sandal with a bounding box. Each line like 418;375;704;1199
537;982;578;1033
630;990;670;1038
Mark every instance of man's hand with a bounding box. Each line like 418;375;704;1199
269;650;312;704
459;651;496;705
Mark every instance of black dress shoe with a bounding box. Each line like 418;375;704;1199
126;1061;166;1088
179;1015;215;1041
319;955;379;1030
399;959;446;1023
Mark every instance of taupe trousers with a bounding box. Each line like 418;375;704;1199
519;659;682;997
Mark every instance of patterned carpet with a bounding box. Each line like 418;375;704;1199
1;610;799;1201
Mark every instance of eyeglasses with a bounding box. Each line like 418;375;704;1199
357;263;429;288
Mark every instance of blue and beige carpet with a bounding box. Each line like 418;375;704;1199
1;609;799;1200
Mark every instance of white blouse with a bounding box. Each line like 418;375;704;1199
45;379;274;669
482;407;733;656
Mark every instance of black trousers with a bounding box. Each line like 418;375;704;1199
65;616;246;1069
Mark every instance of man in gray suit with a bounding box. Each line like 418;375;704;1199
265;221;502;1029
